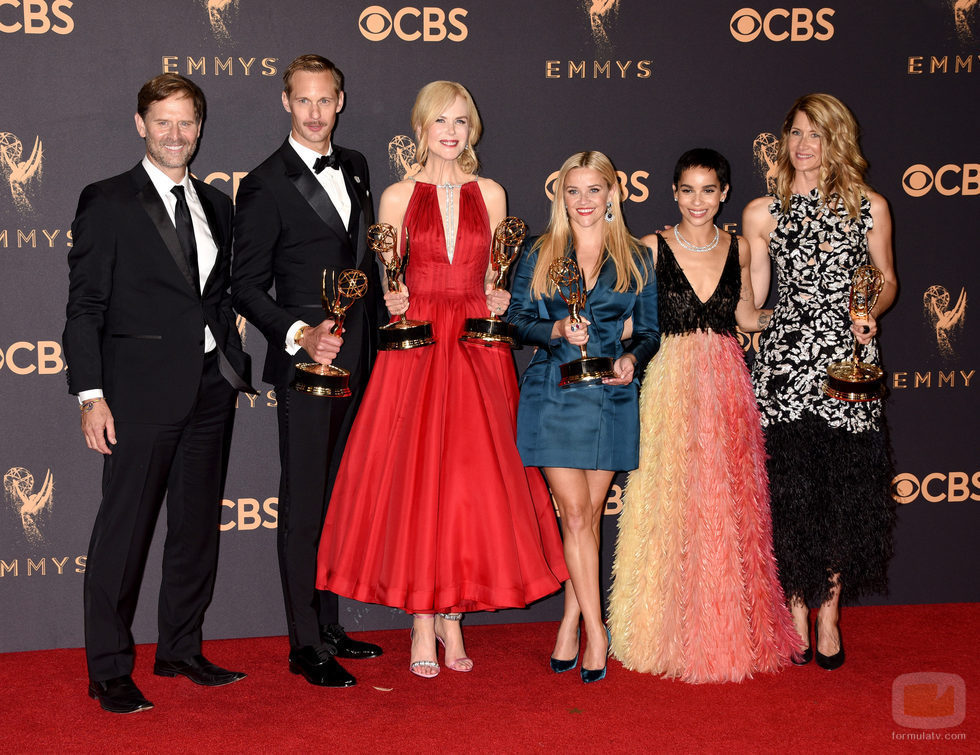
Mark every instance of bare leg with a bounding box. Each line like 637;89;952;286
552;579;582;662
434;613;473;672
544;467;615;672
789;596;810;650
815;576;842;655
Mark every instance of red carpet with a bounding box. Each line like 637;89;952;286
0;604;975;753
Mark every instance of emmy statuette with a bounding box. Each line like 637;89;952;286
368;222;435;350
822;264;886;402
548;255;614;387
460;216;528;347
291;268;369;397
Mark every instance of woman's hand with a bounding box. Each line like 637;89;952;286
555;316;590;346
603;354;637;385
384;284;410;317
486;285;510;316
851;315;877;345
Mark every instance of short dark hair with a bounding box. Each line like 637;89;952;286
672;148;731;190
137;74;206;122
283;54;344;97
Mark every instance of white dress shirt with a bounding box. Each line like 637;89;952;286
284;136;353;354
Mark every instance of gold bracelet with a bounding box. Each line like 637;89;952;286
80;398;103;413
294;325;307;345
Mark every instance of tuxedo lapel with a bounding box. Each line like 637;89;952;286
195;181;224;293
279;142;349;244
132;165;199;294
337;149;367;265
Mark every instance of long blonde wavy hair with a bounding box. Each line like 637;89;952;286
528;151;648;299
774;93;871;220
411;81;482;175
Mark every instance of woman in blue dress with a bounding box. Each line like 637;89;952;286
508;151;659;682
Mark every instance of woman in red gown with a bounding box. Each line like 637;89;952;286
315;81;568;678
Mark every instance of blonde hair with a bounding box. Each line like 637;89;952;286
774;93;871;220
411;81;482;174
529;151;648;299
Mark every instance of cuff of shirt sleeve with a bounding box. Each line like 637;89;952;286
78;389;104;404
285;320;308;356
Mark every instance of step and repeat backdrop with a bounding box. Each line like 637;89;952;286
1;1;977;652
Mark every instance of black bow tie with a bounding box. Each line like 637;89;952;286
313;153;339;173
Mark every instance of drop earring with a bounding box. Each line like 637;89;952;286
605;201;614;222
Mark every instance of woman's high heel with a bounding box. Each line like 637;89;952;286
409;615;439;678
580;626;611;684
791;621;813;665
550;629;580;673
814;621;845;670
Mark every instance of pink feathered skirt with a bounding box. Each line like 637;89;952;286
608;331;800;682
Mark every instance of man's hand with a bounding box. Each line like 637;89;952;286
299;320;343;365
81;399;117;455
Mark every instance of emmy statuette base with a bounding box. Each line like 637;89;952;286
377;320;435;351
459;317;518;348
822;361;885;402
291;363;353;398
559;356;615;388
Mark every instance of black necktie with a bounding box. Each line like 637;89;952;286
171;185;200;292
313;153;339;173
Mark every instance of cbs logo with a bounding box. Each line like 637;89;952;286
202;171;250;202
0;0;74;34
0;341;64;374
891;472;980;504
358;5;467;42
545;170;650;203
220;498;278;531
902;164;980;197
729;7;834;42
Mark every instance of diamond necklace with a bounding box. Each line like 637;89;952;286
437;182;461;262
674;224;720;253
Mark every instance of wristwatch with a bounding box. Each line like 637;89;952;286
294;325;307;345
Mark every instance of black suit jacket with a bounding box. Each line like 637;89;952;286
231;140;383;389
63;163;252;424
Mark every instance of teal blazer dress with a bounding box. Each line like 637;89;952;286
508;238;660;471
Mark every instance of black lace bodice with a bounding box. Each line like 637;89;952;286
655;233;739;337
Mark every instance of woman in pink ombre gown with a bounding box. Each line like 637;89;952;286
608;149;799;682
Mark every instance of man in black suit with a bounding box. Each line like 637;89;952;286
63;74;254;714
232;55;383;688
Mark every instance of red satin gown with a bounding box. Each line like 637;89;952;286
316;180;568;613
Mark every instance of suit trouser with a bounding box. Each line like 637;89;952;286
84;351;236;681
275;382;361;649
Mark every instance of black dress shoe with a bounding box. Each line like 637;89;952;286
289;644;357;687
321;623;383;659
791;646;813;665
814;622;845;670
154;654;247;686
88;675;154;714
